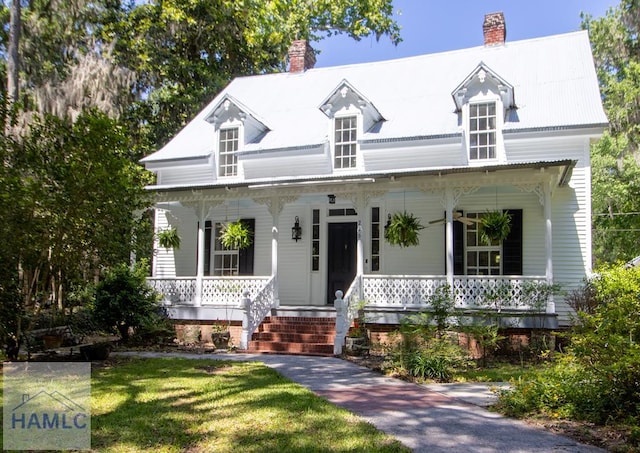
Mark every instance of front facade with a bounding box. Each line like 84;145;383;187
141;15;607;345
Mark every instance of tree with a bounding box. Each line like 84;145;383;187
583;2;640;264
107;0;401;149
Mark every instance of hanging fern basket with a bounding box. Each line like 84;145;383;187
480;210;512;245
157;227;181;250
220;220;253;250
384;211;425;248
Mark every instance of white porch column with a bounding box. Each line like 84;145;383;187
356;221;364;299
543;180;555;314
271;214;280;308
444;187;455;288
195;202;206;307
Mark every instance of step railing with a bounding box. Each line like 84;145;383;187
239;276;276;350
333;276;361;355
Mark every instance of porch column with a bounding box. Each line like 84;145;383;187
195;203;206;307
444;188;455;288
272;216;280;308
543;180;555;314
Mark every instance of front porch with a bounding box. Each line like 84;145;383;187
147;273;557;352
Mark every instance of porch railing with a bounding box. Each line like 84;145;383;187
147;276;271;306
361;275;551;311
240;276;276;349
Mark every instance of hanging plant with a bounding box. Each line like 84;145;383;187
220;220;253;250
480;210;512;245
157;227;181;250
384;211;425;248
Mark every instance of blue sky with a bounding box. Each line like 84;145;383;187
313;0;619;68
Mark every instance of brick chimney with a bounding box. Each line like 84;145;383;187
288;39;316;73
483;12;506;46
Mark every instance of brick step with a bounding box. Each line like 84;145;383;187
251;332;335;343
258;323;335;334
264;316;335;326
247;341;334;356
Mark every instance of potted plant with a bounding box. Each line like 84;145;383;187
211;321;231;349
480;210;512;245
220;221;253;250
157;227;181;249
384;211;425;248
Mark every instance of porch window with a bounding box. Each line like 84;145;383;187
311;209;320;271
465;213;501;275
469;102;496;160
451;210;523;276
334;116;357;169
213;222;239;275
219;127;239;177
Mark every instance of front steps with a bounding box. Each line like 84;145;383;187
247;316;336;356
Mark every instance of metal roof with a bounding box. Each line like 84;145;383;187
142;31;607;164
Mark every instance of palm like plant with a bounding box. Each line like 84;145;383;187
384;211;425;248
220;221;253;250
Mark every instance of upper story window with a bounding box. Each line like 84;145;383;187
334;116;357;169
469;102;497;160
219;127;239;177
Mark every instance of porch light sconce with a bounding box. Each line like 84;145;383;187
291;216;302;242
328;194;336;204
385;213;392;234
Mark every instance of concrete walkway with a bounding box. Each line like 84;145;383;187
115;351;604;452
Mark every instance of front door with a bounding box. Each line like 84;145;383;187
327;222;357;304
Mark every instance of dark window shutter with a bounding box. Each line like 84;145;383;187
238;218;255;275
444;212;465;275
502;209;523;275
453;215;465;275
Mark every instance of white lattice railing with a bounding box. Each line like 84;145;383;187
452;276;550;310
147;277;197;304
362;275;449;307
343;276;362;325
147;276;270;306
247;276;276;336
361;275;551;311
202;277;271;305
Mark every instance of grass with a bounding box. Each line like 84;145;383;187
1;357;409;452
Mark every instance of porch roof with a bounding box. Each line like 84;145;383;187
146;158;576;193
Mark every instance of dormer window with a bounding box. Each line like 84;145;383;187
469;102;497;160
219;127;239;177
334;116;357;169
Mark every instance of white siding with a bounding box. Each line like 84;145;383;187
363;142;464;172
158;166;214;186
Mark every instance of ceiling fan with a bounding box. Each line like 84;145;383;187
428;211;481;226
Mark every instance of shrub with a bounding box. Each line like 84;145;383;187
92;260;160;342
498;264;640;423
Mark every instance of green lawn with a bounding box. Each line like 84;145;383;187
2;357;409;452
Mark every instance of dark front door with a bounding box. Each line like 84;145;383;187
327;222;357;304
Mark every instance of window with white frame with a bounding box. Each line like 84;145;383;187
469;102;497;160
465;212;501;275
219;127;239;177
213;222;239;275
334;116;357;169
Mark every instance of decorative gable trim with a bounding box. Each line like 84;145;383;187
205;94;270;135
319;79;385;122
451;62;515;112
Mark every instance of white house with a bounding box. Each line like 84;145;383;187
141;13;607;352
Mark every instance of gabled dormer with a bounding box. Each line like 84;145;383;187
319;80;384;170
205;95;269;177
452;63;515;164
